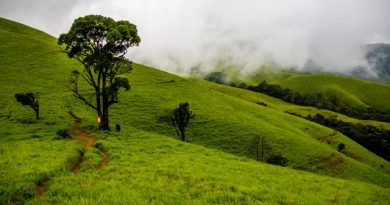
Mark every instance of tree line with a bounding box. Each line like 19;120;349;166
246;81;390;123
287;112;390;161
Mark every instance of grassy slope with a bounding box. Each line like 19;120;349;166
29;130;390;205
1;17;390;204
204;81;390;130
247;70;390;110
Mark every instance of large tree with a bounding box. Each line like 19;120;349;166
58;15;141;130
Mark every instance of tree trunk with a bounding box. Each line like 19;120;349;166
96;89;105;129
100;75;110;130
100;103;109;130
180;128;186;141
35;108;39;120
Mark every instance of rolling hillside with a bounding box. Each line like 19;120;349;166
247;69;390;110
1;17;390;204
203;80;390;130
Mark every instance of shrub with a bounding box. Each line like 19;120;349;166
56;129;71;139
256;102;268;107
238;82;247;89
94;142;108;152
203;72;231;85
337;143;346;152
31;134;41;139
267;154;288;166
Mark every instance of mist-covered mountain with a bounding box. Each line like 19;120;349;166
364;43;390;82
301;43;390;84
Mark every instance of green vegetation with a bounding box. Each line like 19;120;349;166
203;80;390;130
59;15;140;130
14;93;40;120
288;112;390;161
1;17;390;204
161;102;195;141
248;70;390;111
246;80;390;122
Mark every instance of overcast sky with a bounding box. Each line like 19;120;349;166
1;0;390;74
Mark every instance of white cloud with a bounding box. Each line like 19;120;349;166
1;0;389;74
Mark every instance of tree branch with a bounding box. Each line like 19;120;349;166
73;92;98;110
71;74;98;110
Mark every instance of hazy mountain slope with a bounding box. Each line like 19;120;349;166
1;17;390;204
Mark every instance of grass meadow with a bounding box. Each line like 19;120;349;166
1;17;390;204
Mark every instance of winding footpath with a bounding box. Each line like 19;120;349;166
35;112;110;197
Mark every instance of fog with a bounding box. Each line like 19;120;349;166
1;0;390;75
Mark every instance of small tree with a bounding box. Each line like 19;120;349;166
168;102;195;141
14;93;39;119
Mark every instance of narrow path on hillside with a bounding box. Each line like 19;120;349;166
97;152;110;169
35;112;110;197
68;111;95;173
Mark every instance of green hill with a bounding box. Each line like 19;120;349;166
1;17;390;204
247;69;390;110
203;80;390;130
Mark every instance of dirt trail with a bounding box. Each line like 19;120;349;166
35;112;109;197
97;152;110;169
68;111;95;172
35;179;49;197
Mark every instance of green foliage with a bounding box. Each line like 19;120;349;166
56;129;71;139
14;93;39;119
238;82;247;89
167;102;195;141
256;101;268;107
248;81;390;122
338;143;346;152
204;72;231;85
58;15;140;130
267;154;288;166
305;113;390;161
250;72;390;111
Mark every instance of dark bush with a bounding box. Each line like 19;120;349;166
256;102;268;107
31;134;41;139
238;82;247;89
94;142;108;152
56;129;71;139
203;72;231;85
115;123;121;132
337;143;346;152
14;93;40;119
267;154;288;166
